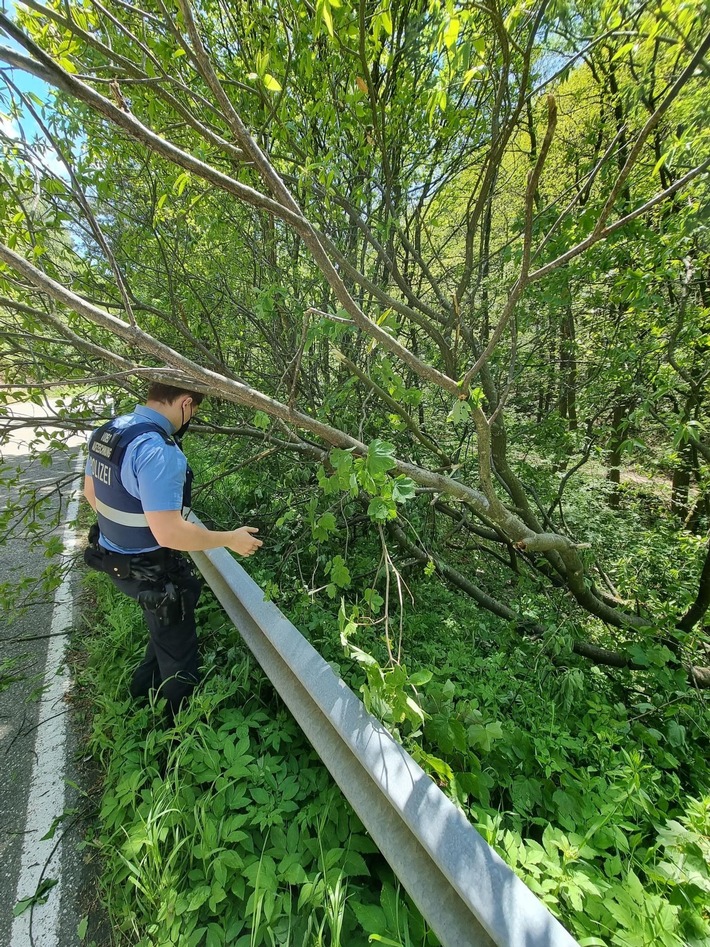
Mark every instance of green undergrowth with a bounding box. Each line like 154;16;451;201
78;572;438;947
190;446;710;947
264;577;710;947
406;630;710;947
79;438;710;947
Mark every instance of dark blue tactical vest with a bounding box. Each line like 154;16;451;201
88;419;193;552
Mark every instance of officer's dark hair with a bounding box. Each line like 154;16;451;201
147;382;205;406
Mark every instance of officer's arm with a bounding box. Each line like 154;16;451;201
144;510;262;557
84;474;97;512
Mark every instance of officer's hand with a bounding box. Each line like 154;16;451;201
226;526;263;557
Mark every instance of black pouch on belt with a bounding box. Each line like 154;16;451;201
102;552;132;579
82;545;132;579
83;544;106;573
83;522;104;572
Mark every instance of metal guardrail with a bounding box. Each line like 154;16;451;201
190;532;581;947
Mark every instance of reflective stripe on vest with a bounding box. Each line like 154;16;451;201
94;497;149;529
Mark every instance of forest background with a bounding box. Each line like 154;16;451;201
0;0;709;944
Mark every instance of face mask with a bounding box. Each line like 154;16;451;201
174;403;192;442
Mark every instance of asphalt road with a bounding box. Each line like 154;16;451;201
0;401;94;947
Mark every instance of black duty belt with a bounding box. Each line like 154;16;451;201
84;543;173;581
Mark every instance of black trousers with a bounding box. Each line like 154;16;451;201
108;553;203;716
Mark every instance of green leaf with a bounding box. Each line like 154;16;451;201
206;922;224;947
405;695;426;723
417;749;454;782
13;879;58;916
187;886;211;912
626;643;650;667
463;65;485;88
366;439;397;477
342;850;370;876
350;902;387;934
364;587;384;613
469;386;485;408
379;9;393;35
174;171;191;196
666;721;686;747
40;808;69;838
327;555;351;588
263;74;282;93
392;476;416;503
447;399;471;424
282;861;308;884
252;410;270;430
367;496;396;521
611;41;635;62
317;0;334;37
331;448;354;472
652;151;670;177
313;511;337;540
347;644;379;666
42;178;66;195
444;17;460;48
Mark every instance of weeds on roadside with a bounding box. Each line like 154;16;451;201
78;573;437;947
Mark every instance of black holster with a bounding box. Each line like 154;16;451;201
137;582;182;627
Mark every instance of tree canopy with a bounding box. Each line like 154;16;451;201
0;0;709;670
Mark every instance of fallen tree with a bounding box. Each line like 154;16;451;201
0;0;709;681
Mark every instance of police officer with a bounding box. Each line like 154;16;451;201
83;382;263;717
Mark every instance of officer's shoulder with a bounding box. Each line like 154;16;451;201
131;428;176;451
128;431;182;475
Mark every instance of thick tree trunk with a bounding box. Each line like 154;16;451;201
479;196;494;342
678;542;710;632
671;443;692;520
558;294;578;430
685;492;710;534
606;398;634;508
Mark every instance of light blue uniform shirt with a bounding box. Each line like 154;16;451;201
86;405;187;553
